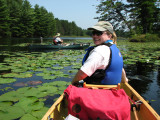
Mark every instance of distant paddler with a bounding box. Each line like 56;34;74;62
53;33;63;45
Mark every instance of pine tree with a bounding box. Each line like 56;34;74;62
0;0;10;37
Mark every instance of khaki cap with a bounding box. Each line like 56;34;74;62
88;21;114;33
56;33;60;37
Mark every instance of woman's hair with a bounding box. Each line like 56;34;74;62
106;31;117;45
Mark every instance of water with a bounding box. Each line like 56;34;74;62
0;37;160;115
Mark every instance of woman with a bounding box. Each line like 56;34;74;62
72;21;128;85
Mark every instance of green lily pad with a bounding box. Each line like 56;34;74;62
43;75;57;80
20;114;38;120
2;73;18;78
0;106;25;120
0;78;16;84
31;107;49;119
0;101;13;107
14;96;44;113
0;91;21;102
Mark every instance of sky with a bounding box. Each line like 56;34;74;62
27;0;100;29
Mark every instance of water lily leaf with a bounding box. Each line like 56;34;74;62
0;101;13;107
31;107;49;119
34;68;47;71
16;87;31;94
20;114;38;120
48;81;69;86
14;96;44;113
0;65;10;70
0;78;16;84
0;106;25;120
58;86;67;91
43;75;57;80
0;91;21;102
51;66;64;70
37;85;57;95
2;73;18;78
23;87;42;97
16;73;32;78
68;70;78;73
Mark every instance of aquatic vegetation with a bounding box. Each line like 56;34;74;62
0;78;16;84
118;41;160;65
0;40;160;119
0;81;70;119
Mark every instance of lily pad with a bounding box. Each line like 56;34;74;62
14;96;44;113
20;114;38;120
2;73;18;78
0;91;21;102
0;78;16;84
31;107;49;119
0;101;13;107
0;106;25;120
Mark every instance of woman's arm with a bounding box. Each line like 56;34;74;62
71;70;88;85
121;68;128;83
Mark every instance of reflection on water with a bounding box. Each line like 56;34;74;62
125;62;160;114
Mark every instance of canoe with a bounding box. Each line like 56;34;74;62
42;82;160;120
28;43;90;50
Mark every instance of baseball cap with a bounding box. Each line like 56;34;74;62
56;33;60;37
88;21;114;33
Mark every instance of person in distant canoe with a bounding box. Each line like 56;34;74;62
72;21;128;85
53;33;63;45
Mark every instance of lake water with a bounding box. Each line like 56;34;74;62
0;37;160;117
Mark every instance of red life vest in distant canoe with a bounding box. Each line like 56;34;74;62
64;85;130;120
53;38;57;45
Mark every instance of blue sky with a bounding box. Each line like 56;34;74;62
28;0;100;29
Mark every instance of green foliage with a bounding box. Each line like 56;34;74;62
129;34;160;42
96;0;160;36
145;34;160;42
0;0;10;37
1;0;85;38
55;18;84;36
19;0;35;37
129;34;147;42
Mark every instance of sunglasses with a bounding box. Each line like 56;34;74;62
92;31;103;36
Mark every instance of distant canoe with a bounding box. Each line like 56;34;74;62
28;43;90;50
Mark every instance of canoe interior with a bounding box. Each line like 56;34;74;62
42;83;160;120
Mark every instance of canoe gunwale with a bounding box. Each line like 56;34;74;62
41;93;65;120
123;82;160;120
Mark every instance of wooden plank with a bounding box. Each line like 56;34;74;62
83;82;120;89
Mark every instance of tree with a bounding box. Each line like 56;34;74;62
96;0;160;35
18;0;35;37
6;0;23;37
0;0;10;37
127;0;158;34
33;5;56;37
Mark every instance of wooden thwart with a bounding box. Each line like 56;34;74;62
83;82;120;90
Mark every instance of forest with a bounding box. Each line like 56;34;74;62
0;0;85;38
0;0;160;39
